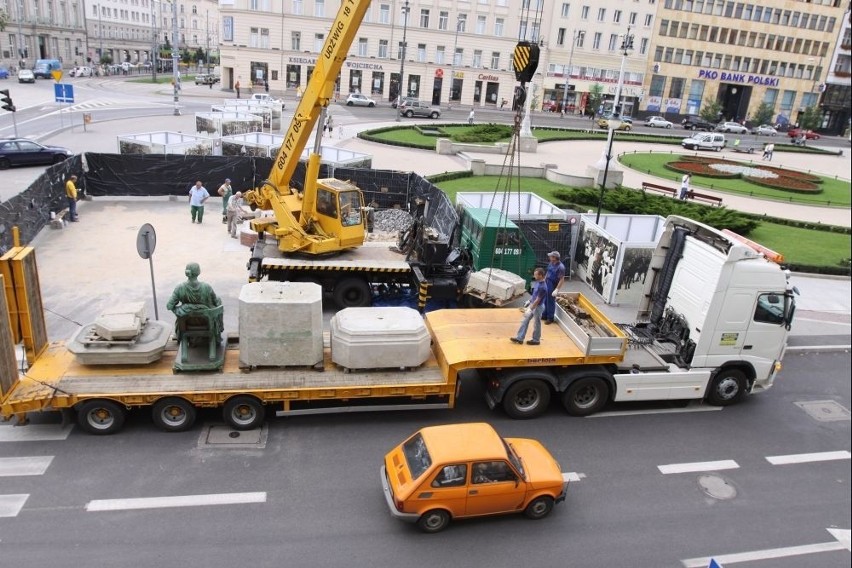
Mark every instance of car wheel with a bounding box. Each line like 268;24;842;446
430;112;439;119
707;369;747;406
562;377;609;416
524;496;555;520
404;110;414;118
417;509;451;533
0;158;10;170
691;125;697;131
346;101;353;106
666;124;672;129
368;102;375;107
503;379;551;419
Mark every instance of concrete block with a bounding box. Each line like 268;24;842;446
465;268;527;302
330;307;430;370
238;281;323;367
93;302;148;340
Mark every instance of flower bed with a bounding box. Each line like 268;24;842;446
663;156;823;193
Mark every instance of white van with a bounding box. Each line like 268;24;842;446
681;132;726;151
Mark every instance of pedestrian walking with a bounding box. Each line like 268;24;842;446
226;191;244;238
468;108;475;125
500;98;507;110
542;251;566;325
766;142;774;161
235;79;241;98
510;268;547;345
324;114;334;137
264;80;269;93
217;178;233;223
188;180;210;224
679;173;691;200
65;174;80;222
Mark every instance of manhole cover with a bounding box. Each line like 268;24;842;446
795;400;851;422
198;424;268;448
698;474;737;500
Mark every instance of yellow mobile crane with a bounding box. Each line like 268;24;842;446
244;0;369;255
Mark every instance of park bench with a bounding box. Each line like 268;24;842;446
686;191;723;207
641;182;677;198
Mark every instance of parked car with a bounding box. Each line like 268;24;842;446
249;92;285;109
596;115;633;131
70;66;94;77
195;73;220;85
715;121;749;134
392;96;417;109
787;128;820;140
17;69;35;84
645;116;673;128
0;138;73;169
0;66;9;79
751;124;778;136
681;132;727;151
399;100;441;119
381;423;567;533
345;93;376;107
681;115;715;131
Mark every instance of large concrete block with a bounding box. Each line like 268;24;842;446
330;307;430;370
465;268;528;302
238;281;323;367
93;302;148;340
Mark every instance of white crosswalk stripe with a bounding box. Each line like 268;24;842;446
0;424;73;442
0;456;54;477
658;460;740;474
766;450;851;465
0;494;30;518
86;492;268;512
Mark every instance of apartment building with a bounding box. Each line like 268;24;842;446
821;1;850;134
642;0;847;128
1;0;86;66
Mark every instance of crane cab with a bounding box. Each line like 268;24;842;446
313;178;366;250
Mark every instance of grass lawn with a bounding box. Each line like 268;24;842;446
619;152;851;207
435;175;850;269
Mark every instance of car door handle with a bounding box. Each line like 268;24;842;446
468;490;478;495
743;345;752;350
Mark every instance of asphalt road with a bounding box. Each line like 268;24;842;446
0;352;848;567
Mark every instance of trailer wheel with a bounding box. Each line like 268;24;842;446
707;369;747;406
333;277;371;308
562;377;609;416
417;509;451;533
503;379;551;419
152;398;197;432
77;400;127;435
524;496;554;519
223;396;265;430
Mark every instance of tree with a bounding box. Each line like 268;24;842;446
587;83;604;116
100;53;113;65
751;102;775;126
699;98;723;123
798;105;822;130
194;47;205;64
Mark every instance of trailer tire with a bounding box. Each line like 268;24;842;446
562;377;609;416
77;400;127;435
503;379;551;419
152;398;197;432
223;396;265;430
707;369;747;406
333;277;372;308
417;509;451;533
524;496;554;520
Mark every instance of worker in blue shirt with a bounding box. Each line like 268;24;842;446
511;267;547;345
543;251;566;324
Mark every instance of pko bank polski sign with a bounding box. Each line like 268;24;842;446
697;69;780;87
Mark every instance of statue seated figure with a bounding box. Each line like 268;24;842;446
167;263;224;365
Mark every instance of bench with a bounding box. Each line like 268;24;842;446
686;190;723;207
50;208;69;229
641;182;677;198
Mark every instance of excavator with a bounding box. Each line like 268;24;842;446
243;0;370;255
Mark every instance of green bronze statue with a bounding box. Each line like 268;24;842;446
167;262;224;340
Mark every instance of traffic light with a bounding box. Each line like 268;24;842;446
0;89;15;113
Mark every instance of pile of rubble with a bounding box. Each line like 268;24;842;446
367;208;413;242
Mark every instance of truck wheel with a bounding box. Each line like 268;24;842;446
152;398;197;432
524;496;554;519
562;377;609;416
223;396;265;430
707;369;747;406
77;400;127;435
333;277;371;308
503;379;551;419
417;509;450;533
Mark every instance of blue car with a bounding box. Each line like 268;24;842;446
0;66;10;79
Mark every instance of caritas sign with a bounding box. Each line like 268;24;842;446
697;69;780;87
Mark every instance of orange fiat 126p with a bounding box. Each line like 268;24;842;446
381;422;568;533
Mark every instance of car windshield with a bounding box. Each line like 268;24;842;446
402;433;432;480
502;438;526;480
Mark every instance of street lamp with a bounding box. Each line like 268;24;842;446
395;0;410;122
561;30;584;117
447;15;462;109
151;0;158;81
171;0;180;115
595;111;621;224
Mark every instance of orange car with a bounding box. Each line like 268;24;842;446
381;422;568;533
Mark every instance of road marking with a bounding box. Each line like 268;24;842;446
0;424;73;442
766;450;851;465
682;529;852;566
0;456;54;477
562;472;583;482
590;403;722;418
86;492;267;512
658;460;739;474
0;494;30;518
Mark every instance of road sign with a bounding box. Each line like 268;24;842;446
54;83;74;104
136;223;160;319
51;69;63;82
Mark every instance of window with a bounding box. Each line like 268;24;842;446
629;11;637;24
261;28;270;49
640;37;648;54
561;3;570;17
397;41;404;59
557;28;566;46
436;46;445;64
473;50;482;67
592;32;602;50
597;7;606;21
292;0;302;15
403;434;431;480
250;27;259;48
379;4;390;24
454;48;463;66
476;15;486;34
438;11;447;30
290;31;301;51
491;52;500;68
432;464;468;488
753;293;786;325
581;5;589;19
378;39;388;58
494;18;504;36
314;0;324;17
608;34;618;50
314;33;324;52
473;461;517;484
420;9;429;28
417;44;426;62
458;14;467;32
644;14;653;26
613;9;622;23
358;38;368;56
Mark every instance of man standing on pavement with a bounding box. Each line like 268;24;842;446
65;174;80;222
188;180;210;224
235;79;241;98
217;178;233;223
543;251;566;325
468;108;475;125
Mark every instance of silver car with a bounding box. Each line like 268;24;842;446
752;124;778;136
345;93;376;107
399;100;441;119
715;121;749;134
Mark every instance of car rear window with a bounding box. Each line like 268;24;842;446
403;433;432;480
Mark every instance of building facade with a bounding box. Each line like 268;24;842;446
642;0;847;128
821;1;851;134
2;0;86;67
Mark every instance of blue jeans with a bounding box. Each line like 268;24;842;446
543;282;557;321
67;196;78;220
514;304;543;342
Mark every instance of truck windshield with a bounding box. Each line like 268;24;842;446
402;433;432;480
502;439;526;480
339;191;362;227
